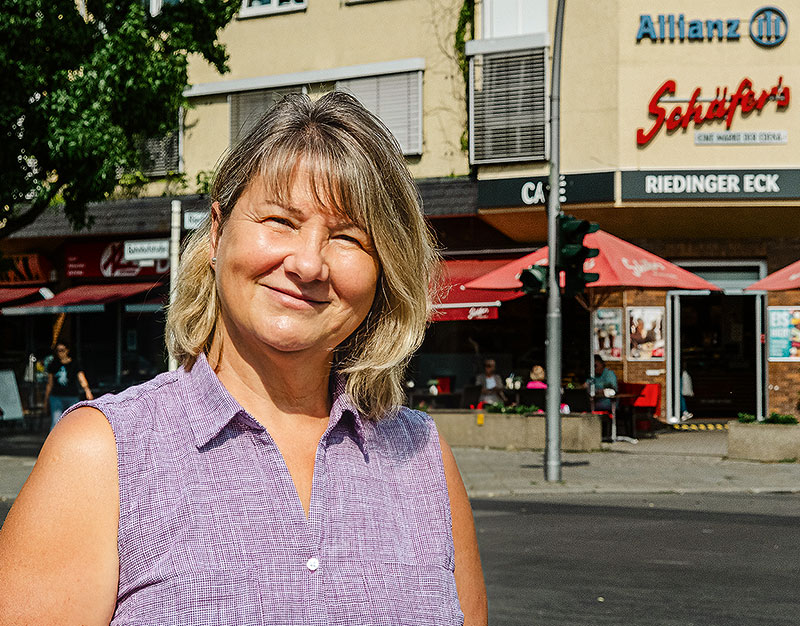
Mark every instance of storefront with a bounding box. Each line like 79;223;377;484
458;1;800;420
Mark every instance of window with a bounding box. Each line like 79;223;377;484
469;48;547;164
483;0;548;39
139;132;180;177
336;71;422;155
239;0;306;19
229;88;300;146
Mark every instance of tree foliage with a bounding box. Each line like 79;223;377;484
0;0;239;239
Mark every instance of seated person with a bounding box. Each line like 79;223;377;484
526;365;547;389
585;355;618;412
476;358;506;405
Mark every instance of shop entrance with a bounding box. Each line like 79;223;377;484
666;264;768;422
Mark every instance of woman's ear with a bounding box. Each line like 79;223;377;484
210;202;222;264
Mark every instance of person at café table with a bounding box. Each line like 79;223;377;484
0;92;487;626
476;358;506;405
585;354;618;412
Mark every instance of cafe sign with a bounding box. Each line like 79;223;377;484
477;172;614;208
636;77;790;146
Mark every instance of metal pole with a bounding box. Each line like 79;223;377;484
545;0;566;482
168;200;181;372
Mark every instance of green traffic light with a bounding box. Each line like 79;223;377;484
556;212;600;296
519;265;548;295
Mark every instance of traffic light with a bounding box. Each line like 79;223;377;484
519;265;548;295
557;213;600;297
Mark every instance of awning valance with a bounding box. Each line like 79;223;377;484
0;287;45;307
1;282;163;315
432;259;523;322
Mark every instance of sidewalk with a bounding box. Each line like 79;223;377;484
2;429;800;502
453;429;800;497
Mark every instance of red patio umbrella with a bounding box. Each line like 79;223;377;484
465;229;721;382
745;259;800;291
465;230;721;296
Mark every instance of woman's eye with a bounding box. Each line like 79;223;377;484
265;216;294;227
334;233;365;247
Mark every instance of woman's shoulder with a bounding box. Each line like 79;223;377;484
63;369;185;433
365;406;440;461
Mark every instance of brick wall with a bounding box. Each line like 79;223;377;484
767;290;800;416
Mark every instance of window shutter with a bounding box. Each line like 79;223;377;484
470;48;547;164
336;71;422;155
230;88;298;146
140;132;179;177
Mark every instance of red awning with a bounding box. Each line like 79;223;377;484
432;259;524;322
0;287;44;307
1;282;163;315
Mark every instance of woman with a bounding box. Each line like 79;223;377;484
475;358;506;405
526;364;547;389
0;93;487;625
43;341;94;430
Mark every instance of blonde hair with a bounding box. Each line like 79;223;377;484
166;92;439;419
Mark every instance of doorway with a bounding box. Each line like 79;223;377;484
666;263;767;422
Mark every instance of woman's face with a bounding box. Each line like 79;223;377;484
210;168;380;358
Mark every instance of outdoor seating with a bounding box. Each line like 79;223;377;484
618;382;662;436
516;388;547;409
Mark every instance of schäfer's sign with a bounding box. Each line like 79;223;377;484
636;77;790;146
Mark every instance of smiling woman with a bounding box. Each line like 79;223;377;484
0;92;487;626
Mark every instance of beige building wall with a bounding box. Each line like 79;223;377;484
617;0;799;170
183;0;469;188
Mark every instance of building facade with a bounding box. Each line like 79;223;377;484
2;0;798;421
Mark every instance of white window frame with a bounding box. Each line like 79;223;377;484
239;0;307;19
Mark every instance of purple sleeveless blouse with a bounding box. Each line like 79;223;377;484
66;354;463;625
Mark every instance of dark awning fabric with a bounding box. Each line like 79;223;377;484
1;282;162;315
0;287;43;307
432;259;524;322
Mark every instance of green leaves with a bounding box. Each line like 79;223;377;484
1;0;238;237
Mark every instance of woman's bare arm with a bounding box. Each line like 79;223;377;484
0;407;119;625
440;434;488;626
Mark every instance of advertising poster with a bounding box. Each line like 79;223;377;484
767;307;800;361
593;308;623;361
627;306;665;361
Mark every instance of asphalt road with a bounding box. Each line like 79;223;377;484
474;492;800;626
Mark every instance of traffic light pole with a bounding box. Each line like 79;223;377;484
545;0;565;482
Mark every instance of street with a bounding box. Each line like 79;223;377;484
475;493;800;626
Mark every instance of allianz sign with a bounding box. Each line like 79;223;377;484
636;6;788;47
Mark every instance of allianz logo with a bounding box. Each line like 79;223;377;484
637;6;788;48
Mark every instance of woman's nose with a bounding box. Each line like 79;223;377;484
283;231;330;283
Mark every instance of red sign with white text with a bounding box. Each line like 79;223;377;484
66;241;170;278
637;77;790;145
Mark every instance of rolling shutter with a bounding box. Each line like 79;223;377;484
230;88;299;146
470;48;547;164
336;71;422;155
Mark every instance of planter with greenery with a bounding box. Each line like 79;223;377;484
727;412;800;462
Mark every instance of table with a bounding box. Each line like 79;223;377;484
609;393;638;444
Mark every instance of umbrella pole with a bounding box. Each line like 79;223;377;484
544;0;566;483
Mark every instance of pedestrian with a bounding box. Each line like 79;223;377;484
0;92;487;625
43;341;93;430
680;368;694;421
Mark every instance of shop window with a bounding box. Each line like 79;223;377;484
138;132;180;177
239;0;306;19
229;87;300;146
469;48;547;164
482;0;548;39
336;71;423;156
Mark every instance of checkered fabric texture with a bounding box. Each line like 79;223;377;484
66;354;462;625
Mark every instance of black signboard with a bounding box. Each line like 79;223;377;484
622;169;800;200
477;172;615;208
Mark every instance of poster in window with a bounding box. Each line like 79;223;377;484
767;307;800;361
627;306;665;361
593;308;623;361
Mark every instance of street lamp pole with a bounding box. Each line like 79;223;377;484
545;0;566;482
